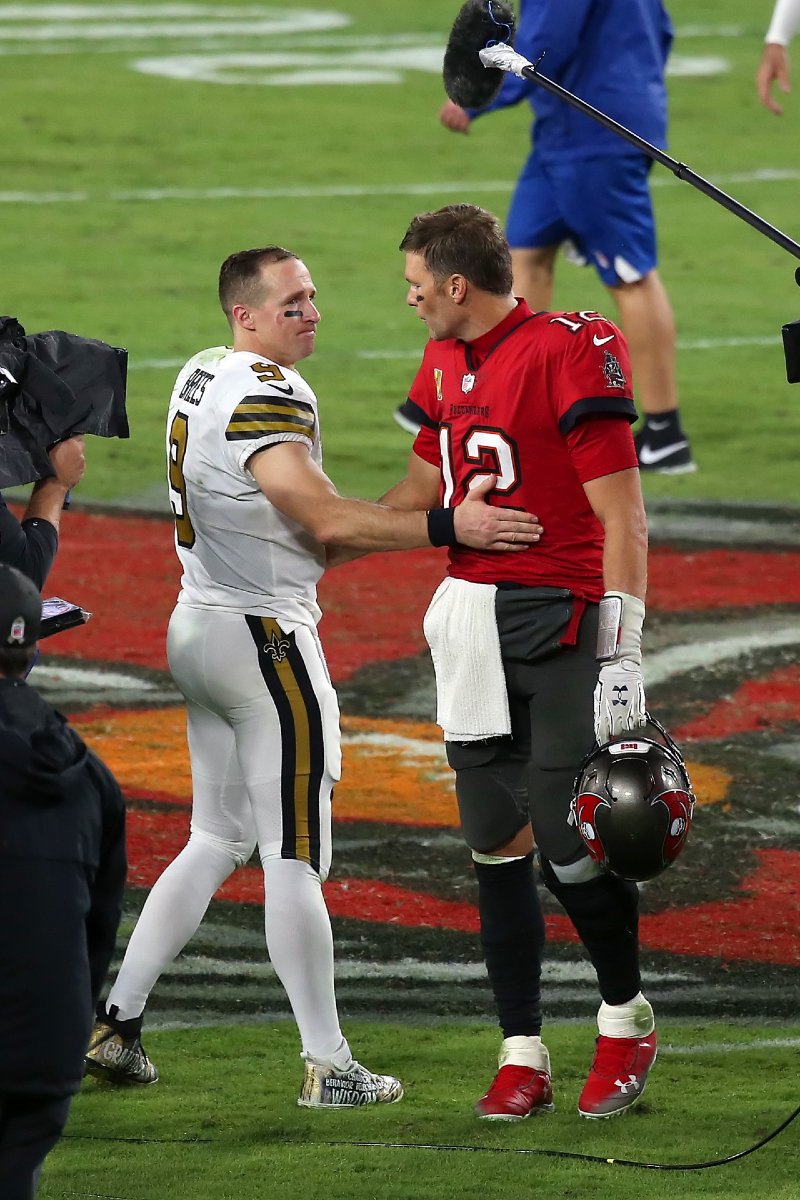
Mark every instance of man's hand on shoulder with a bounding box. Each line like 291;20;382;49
453;475;542;551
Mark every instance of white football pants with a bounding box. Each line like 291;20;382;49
105;603;347;1061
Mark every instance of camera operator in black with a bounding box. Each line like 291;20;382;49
0;565;126;1199
0;435;86;588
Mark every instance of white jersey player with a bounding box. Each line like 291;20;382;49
167;345;325;629
86;246;541;1107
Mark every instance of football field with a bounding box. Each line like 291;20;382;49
3;0;800;505
4;1;799;1196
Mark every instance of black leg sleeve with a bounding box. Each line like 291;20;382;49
473;853;545;1038
540;858;641;1006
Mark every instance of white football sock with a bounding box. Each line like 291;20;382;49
106;837;235;1021
498;1035;550;1073
597;992;655;1038
262;856;349;1064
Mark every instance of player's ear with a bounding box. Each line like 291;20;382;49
232;303;254;330
449;275;468;303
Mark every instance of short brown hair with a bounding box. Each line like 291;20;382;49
399;204;513;295
218;246;297;322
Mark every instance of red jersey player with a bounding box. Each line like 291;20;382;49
381;204;655;1123
408;300;637;598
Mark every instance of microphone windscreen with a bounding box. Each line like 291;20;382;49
443;0;517;109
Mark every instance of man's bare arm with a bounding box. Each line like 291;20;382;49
23;437;86;536
248;442;542;556
583;467;648;600
378;450;441;511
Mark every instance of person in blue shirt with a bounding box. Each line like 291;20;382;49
395;0;694;476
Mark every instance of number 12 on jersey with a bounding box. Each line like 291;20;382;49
439;423;521;506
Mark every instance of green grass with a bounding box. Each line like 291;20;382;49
3;0;800;505
41;1022;800;1200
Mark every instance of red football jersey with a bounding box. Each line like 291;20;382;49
409;301;638;600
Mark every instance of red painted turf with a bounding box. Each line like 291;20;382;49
36;509;800;969
677;664;800;740
125;807;799;965
44;510;800;683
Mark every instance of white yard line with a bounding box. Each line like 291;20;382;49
661;1036;800;1054
646;626;800;687
2;167;800;207
128;334;780;373
115;952;695;986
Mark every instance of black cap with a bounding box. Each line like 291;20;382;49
0;565;42;647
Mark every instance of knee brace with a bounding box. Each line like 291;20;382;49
546;853;604;884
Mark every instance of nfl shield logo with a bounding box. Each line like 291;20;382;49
461;373;475;394
10;616;25;643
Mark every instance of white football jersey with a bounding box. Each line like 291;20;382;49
166;346;325;629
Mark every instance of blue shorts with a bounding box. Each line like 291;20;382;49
506;150;658;287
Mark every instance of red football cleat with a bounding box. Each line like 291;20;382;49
475;1064;555;1121
578;1031;658;1119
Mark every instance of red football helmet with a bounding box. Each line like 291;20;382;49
571;718;695;882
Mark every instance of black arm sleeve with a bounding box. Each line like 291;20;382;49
0;494;59;589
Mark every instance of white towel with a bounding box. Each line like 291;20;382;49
423;577;511;741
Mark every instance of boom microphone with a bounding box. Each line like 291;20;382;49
443;0;516;109
441;3;800;382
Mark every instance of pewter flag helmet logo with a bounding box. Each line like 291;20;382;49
602;350;626;389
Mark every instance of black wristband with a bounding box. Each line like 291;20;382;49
426;507;457;547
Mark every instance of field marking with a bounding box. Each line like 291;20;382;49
130;49;728;86
3;167;798;207
142;954;694;984
132;47;445;87
128;334;780;375
32;620;800;712
661;1036;800;1055
357;335;780;362
34;663;161;690
0;3;349;39
115;950;695;988
646;625;800;687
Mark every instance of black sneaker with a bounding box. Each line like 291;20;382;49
635;423;696;474
84;1005;158;1086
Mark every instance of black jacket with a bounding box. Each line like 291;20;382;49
0;494;59;589
0;678;126;1096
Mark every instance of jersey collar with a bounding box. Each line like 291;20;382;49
461;299;535;369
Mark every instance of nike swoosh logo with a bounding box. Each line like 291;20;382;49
593;333;615;346
638;440;688;465
647;419;671;432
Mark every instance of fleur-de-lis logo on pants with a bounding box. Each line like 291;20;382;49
264;630;291;661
